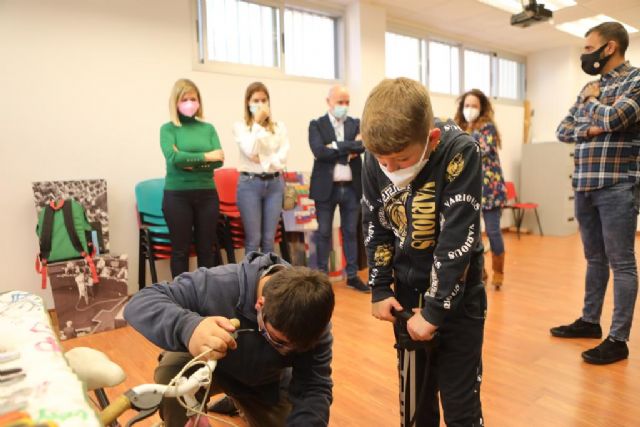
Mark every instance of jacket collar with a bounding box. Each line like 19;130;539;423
235;252;290;322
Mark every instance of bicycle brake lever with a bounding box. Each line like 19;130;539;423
123;388;163;426
125;407;159;427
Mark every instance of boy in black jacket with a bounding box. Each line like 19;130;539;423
361;78;486;426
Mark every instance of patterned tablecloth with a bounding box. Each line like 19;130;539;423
0;291;100;426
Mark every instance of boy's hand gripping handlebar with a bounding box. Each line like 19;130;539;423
391;308;438;351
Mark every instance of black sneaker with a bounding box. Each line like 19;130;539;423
582;337;629;365
347;276;370;293
550;318;602;338
207;395;239;416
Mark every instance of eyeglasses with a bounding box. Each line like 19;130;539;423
257;309;295;354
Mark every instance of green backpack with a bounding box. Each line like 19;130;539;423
35;199;99;289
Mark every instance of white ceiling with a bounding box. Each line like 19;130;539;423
331;0;640;55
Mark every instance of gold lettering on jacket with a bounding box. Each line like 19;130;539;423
411;181;437;250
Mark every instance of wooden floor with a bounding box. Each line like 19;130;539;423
63;232;640;426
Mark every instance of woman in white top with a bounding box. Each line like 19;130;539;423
234;81;290;254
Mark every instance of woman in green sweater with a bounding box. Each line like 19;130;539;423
160;78;224;278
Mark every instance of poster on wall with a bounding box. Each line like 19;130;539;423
48;255;129;340
32;179;110;253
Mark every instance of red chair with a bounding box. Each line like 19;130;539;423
214;168;240;209
504;181;543;239
214;168;290;262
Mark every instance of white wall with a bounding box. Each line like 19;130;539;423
527;45;590;143
527;38;640;143
0;0;525;306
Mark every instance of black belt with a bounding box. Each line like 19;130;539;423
241;172;280;180
333;181;352;186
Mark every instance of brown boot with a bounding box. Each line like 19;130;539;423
491;252;505;290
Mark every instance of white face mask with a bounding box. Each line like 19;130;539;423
463;107;480;123
380;142;429;188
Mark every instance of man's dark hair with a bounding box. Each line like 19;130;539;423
262;267;335;351
586;21;629;55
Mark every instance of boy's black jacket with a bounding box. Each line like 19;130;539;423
362;119;485;326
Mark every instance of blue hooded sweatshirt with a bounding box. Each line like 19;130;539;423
124;252;333;426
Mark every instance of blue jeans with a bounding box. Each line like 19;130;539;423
314;184;360;279
482;208;504;255
575;181;639;341
236;174;284;254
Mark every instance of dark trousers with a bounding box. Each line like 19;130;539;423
162;189;220;278
395;284;486;427
314;183;360;278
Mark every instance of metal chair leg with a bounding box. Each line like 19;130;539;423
534;208;543;236
515;209;523;239
138;230;146;291
145;230;159;283
279;217;291;263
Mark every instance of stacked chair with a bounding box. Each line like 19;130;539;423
135;178;173;289
135;178;232;290
214;168;290;263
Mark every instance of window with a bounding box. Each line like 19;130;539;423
284;9;337;79
463;49;491;95
428;41;459;95
203;0;280;67
197;0;341;80
384;30;525;100
495;58;523;100
385;32;422;81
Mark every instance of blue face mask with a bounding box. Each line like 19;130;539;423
333;105;348;120
249;103;262;115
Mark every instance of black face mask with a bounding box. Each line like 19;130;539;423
580;43;612;76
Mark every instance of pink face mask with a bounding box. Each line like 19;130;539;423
178;100;200;117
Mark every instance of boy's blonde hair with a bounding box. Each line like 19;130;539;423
169;78;204;126
361;78;434;155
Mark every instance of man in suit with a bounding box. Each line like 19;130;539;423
309;85;369;292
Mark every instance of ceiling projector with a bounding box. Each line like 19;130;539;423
510;0;553;28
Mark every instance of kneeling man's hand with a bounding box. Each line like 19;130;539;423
188;316;238;359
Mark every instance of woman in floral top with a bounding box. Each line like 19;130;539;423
454;89;507;289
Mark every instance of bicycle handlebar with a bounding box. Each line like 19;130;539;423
99;395;133;425
100;318;240;426
390;307;414;322
131;359;217;398
390;308;439;351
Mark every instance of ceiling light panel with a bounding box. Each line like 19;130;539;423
556;14;639;38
